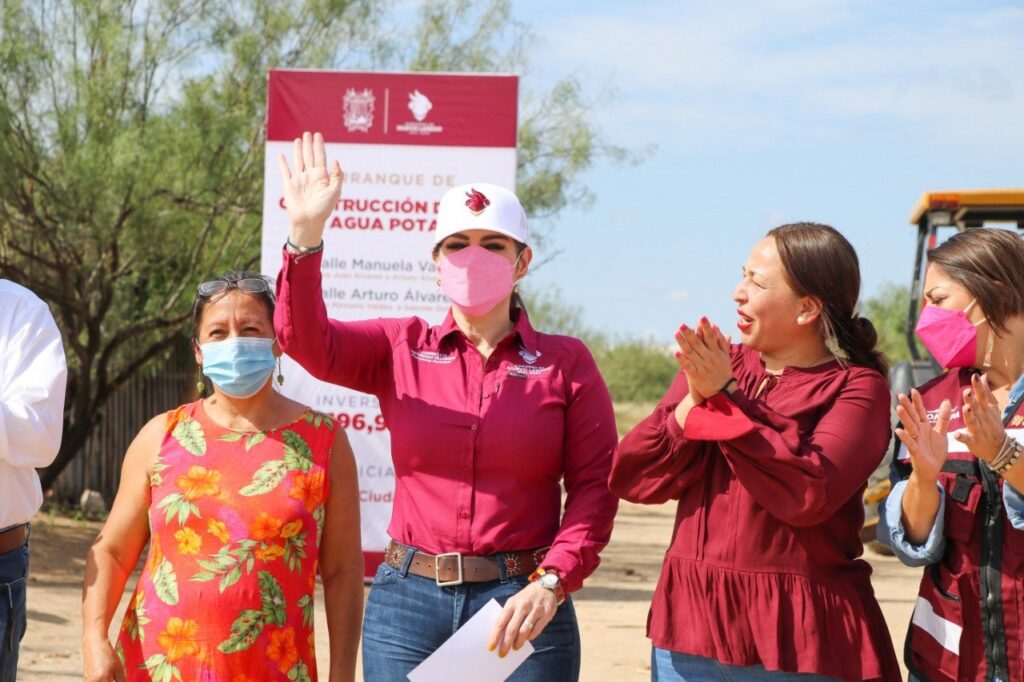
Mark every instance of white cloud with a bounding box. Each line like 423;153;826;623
529;1;1024;150
665;289;691;303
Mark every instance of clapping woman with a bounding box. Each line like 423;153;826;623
610;223;900;681
877;228;1024;682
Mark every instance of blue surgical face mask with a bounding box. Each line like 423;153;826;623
200;337;277;398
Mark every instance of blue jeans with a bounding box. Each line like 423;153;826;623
652;648;841;681
362;560;581;681
0;538;29;682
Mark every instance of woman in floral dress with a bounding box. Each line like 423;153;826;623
82;272;363;681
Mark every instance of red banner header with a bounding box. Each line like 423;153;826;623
266;69;518;148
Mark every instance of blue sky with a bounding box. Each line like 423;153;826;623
505;0;1024;342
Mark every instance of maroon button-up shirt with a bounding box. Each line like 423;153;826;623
274;250;619;592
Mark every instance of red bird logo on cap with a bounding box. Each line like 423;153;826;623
465;188;490;216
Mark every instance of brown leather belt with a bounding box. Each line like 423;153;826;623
0;524;27;555
385;539;548;586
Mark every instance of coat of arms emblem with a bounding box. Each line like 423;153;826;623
408;90;433;122
343;88;375;132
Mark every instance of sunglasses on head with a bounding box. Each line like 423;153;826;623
197;277;275;302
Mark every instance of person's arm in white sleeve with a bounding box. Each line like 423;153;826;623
0;295;67;467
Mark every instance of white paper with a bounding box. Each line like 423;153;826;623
407;599;534;681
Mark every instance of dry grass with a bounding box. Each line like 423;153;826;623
613;402;657;437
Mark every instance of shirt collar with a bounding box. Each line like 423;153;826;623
1006;372;1024;418
435;307;540;355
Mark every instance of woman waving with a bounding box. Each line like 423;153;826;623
274;132;619;680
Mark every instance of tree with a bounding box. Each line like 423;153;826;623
861;282;920;366
0;0;633;491
378;0;644;245
524;287;676;404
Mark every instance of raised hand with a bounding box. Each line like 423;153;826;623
278;131;343;247
674;317;734;401
894;389;951;486
956;374;1006;463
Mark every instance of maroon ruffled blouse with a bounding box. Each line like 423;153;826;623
609;345;900;681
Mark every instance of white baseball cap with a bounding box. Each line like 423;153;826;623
434;183;529;245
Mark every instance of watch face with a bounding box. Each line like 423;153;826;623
540;573;559;589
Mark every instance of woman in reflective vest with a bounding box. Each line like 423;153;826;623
878;228;1024;682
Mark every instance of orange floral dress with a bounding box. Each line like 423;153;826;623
117;400;334;681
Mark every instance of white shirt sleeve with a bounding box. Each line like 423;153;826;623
0;291;67;467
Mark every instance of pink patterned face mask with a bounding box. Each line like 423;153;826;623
438;245;519;317
915;299;989;368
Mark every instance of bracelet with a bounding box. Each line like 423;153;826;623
285;238;324;255
986;434;1022;475
988;434;1016;471
717;378;738;396
997;439;1023;476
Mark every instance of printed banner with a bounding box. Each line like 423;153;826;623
262;69;519;577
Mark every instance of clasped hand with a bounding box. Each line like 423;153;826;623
674;317;734;403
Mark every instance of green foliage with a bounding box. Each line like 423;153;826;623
151;555;180;605
0;0;634;489
218;609;264;654
377;0;648;243
172;417;207;457
521;285;606;349
523;287;676;404
258;570;287;626
593;341;677;404
239;459;288;496
861;282;920;365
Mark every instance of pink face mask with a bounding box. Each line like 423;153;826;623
915;299;988;368
438;245;519;317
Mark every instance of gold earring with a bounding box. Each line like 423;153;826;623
196;378;206;394
276;358;284;386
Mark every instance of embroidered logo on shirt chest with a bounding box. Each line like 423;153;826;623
507;363;552;378
518;346;541;365
410;349;456;364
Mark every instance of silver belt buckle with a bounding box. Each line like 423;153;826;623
435;552;464;587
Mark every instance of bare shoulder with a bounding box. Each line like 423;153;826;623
123;411;173;474
274;394;312;422
330;424;353;455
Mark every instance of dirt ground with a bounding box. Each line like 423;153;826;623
18;504;920;681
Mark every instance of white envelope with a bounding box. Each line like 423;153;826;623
407;598;535;681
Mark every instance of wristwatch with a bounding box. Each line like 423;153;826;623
528;567;566;605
